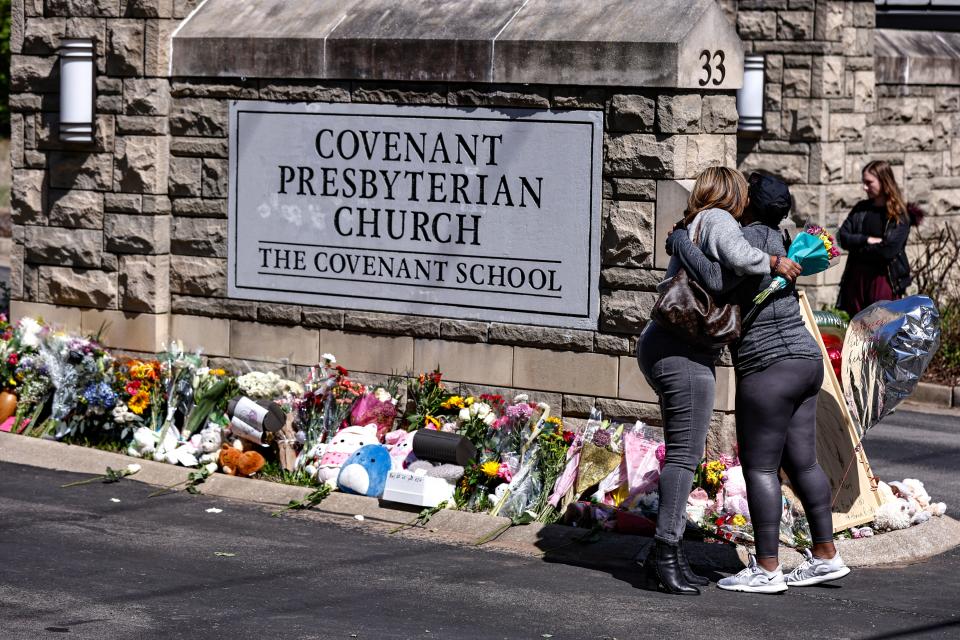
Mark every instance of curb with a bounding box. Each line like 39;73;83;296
909;381;960;410
2;431;958;572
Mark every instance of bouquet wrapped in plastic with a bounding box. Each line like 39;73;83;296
754;225;841;304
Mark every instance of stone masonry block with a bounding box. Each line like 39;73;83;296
782;98;826;141
201;158;228;198
145;19;177;76
174;0;202;19
119;254;170;313
11;169;45;224
601;200;654;268
105;213;170;254
25;226;102;268
439;319;487;343
125;0;173;18
594;333;631;356
104;193;142;213
116;115;169;135
685;134;732;177
611;178;656;201
701;95;738;134
604;134;686;178
258;81;351;103
39;266;117;308
47;189;104;228
829;112;866;142
782;68;811;97
599;289;658;334
600;267;662;292
320;330;413;373
353;82;447;105
170;98;228;137
171;295;256;321
737;11;777;40
22;18;65;54
739;152;809;184
171;79;259;99
171;198;226;217
868;125;935;153
171;314;230;356
343;312;439;339
169;255;226;297
487;324;593;352
905;152;942;179
171;217;226;257
107;20;144;76
656;94;702;134
301;307;344;329
877;97;935;125
809;143;845;184
114;135;170;194
778;11;814;40
413;340;513;387
170;137;227;158
11;54;57;93
513;347;618;397
45;0;120;16
854;71;876;113
811;56;844;98
231;321;319;366
11;0;24;54
123;77;170;116
608;94;655;132
81;309;169;353
168;155;201;196
814;2;845;41
258;304;301;326
935;87;960;113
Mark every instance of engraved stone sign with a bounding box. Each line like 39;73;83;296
228;102;602;328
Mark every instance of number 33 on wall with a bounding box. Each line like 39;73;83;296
698;49;726;86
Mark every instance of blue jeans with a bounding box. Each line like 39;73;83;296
637;322;716;544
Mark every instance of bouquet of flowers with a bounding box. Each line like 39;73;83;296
753;224;841;305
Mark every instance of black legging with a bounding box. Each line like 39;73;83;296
736;359;834;559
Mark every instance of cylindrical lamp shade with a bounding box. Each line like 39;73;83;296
736;54;765;133
60;39;95;143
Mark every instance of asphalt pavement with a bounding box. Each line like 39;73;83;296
2;420;960;640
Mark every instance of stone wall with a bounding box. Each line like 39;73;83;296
727;0;880;307
7;1;743;450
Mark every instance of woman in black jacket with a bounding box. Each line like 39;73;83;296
836;160;910;316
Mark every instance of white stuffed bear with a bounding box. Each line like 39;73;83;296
873;500;912;531
197;424;223;464
127;426;158;458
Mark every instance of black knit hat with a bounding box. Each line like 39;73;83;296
748;173;792;223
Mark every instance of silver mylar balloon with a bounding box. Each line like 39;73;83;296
841;295;940;436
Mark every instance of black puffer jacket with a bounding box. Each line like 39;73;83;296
837;200;912;295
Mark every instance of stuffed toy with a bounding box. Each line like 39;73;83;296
406;459;464;484
384;429;417;471
337;444;393;497
721;465;750;517
298;442;326;480
218;442;266;477
873;500;912;531
316;424;379;487
127;426;158;458
197;424;223;465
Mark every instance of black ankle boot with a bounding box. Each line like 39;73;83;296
677;541;710;586
643;541;700;595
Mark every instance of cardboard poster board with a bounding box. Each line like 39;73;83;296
797;292;885;532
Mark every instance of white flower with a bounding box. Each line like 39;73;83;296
513;394;529;404
374;387;394;403
321;353;337;364
125;463;142;475
18;317;42;348
482;413;497;426
112;404;140;424
472;402;491;419
458;408;471;422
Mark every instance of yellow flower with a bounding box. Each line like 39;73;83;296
441;396;465;410
731;514;747;527
209;368;226;376
424;415;442;429
128;390;150;415
480;460;500;478
464;396;475;406
545;416;563;428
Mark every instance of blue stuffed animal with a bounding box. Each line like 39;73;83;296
337;444;392;497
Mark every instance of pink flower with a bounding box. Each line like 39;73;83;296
497;463;513;483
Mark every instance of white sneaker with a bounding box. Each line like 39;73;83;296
717;556;788;594
784;549;851;586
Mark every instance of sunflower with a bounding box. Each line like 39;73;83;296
424;415;442;430
128;390;150;415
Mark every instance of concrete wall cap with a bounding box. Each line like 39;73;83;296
171;0;743;88
876;28;960;86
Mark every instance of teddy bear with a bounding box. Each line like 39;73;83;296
197;424;223;465
337;444;393;497
873;499;912;531
127;426;158;459
316;424;379;487
218;442;266;477
384;429;417;471
720;465;750;517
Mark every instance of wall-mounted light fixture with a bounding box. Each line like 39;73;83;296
737;54;764;134
60;39;95;143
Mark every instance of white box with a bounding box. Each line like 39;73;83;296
381;470;455;508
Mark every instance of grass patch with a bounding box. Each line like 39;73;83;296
257;459;317;487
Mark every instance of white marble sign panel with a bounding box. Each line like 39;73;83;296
228;102;602;329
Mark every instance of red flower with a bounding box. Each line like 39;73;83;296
125;380;142;396
429;371;443;385
561;431;576;444
7;352;18;366
336;365;349;377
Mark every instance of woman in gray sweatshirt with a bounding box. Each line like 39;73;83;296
667;173;850;595
637;167;801;595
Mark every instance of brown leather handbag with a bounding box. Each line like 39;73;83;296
650;265;742;350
